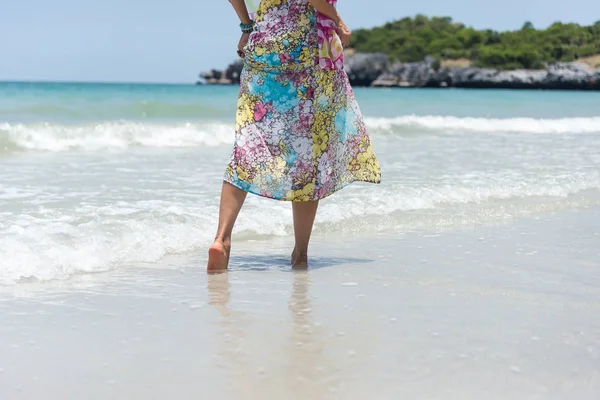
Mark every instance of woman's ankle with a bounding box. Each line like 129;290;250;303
292;248;308;258
214;236;231;247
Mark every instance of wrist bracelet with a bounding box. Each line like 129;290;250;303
240;20;255;33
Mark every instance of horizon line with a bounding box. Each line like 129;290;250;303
0;79;198;86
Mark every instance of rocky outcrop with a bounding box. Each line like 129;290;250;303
370;72;399;87
198;60;244;85
430;63;599;90
225;60;244;83
199;54;600;90
370;57;600;90
197;69;232;85
373;56;437;87
433;68;548;89
343;53;389;86
544;63;599;90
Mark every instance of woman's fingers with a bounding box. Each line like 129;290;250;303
237;33;250;58
339;33;350;47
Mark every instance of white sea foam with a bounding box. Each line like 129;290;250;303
0;207;215;285
365;115;600;134
2;178;599;285
2;116;600;154
0;121;235;153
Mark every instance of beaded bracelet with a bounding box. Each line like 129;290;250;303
240;20;255;33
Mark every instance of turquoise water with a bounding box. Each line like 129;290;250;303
1;82;599;124
0;82;236;122
1;82;599;284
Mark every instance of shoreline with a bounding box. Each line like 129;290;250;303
2;207;599;399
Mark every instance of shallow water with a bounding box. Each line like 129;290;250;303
1;209;599;399
1;82;599;284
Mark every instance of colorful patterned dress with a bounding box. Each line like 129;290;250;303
224;0;381;201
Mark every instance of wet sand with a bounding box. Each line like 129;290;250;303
1;208;600;399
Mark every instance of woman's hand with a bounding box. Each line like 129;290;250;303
307;0;350;46
337;20;351;47
237;32;250;58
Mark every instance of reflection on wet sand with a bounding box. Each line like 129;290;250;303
207;271;334;399
286;270;337;399
207;273;250;399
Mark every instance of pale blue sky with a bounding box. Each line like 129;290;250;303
1;0;598;83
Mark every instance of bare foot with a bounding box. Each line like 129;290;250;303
291;248;308;269
207;240;230;273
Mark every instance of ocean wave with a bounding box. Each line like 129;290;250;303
2;180;599;285
365;115;600;134
0;121;235;153
1;115;599;154
0;211;214;285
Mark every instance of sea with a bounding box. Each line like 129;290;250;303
1;81;599;285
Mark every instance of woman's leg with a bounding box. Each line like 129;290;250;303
207;182;247;272
291;200;319;268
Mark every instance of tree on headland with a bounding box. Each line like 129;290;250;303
350;16;600;69
521;21;535;30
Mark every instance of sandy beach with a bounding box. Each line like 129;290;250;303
2;206;599;400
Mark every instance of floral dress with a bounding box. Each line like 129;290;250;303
224;0;381;201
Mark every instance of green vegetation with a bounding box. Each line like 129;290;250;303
350;15;600;69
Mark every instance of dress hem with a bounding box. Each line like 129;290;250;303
223;177;381;202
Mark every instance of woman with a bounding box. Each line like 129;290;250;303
208;0;381;272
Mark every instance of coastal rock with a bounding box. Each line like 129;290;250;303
200;53;600;90
435;67;548;89
198;69;225;85
544;62;598;89
225;60;244;84
343;53;389;86
390;60;600;90
371;72;399;87
198;60;243;85
203;69;223;80
343;53;600;90
388;57;436;87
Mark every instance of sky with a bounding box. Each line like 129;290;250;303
1;0;599;83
